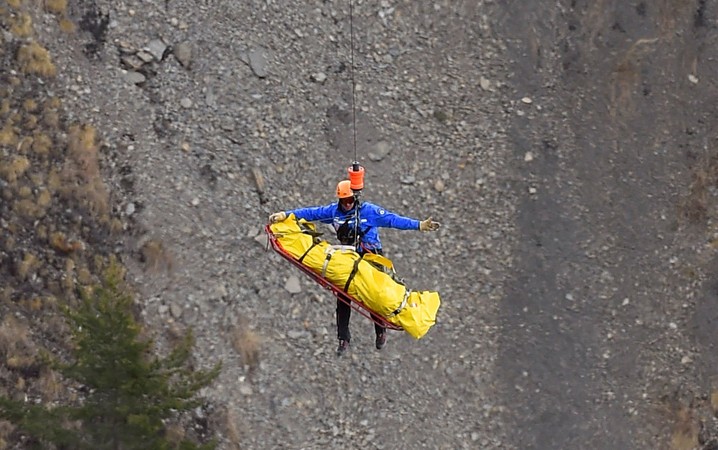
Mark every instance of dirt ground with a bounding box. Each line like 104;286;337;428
3;0;718;449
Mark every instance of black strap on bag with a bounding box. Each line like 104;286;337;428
297;220;323;239
343;253;364;292
296;219;323;263
297;241;318;264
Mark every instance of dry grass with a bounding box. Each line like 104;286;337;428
230;318;260;375
670;405;699;450
140;239;174;273
42;0;75;33
710;390;718;417
44;0;67;14
58;16;75;33
0;156;29;183
63;257;76;294
0;99;10;116
76;265;93;285
16;251;38;280
681;154;718;224
49;231;84;254
14;197;48;219
223;408;242;450
0;123;19;148
165;423;186;446
35;367;61;402
60;124;110;220
20;296;43;312
17;42;57;77
22;98;37;112
37;187;51;207
609;38;659;121
9;12;32;37
0;420;15;450
0;316;35;363
30;132;53;156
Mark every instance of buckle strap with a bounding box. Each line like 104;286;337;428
322;246;356;278
388;289;411;318
321;249;334;278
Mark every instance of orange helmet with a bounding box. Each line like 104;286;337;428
336;180;353;198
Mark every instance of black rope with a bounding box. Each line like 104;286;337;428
349;0;358;163
348;0;361;251
352;195;362;251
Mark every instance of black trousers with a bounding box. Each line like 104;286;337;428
336;248;386;342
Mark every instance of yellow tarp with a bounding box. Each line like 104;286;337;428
270;215;440;339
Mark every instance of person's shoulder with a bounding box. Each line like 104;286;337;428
324;202;341;212
362;202;388;215
296;202;336;211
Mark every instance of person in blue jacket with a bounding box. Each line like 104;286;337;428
269;180;440;355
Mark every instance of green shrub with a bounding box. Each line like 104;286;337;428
0;259;221;449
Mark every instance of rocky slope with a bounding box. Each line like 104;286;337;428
3;0;514;448
4;0;718;449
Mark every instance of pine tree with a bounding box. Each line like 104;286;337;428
0;260;221;449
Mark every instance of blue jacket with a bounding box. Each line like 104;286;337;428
287;201;420;251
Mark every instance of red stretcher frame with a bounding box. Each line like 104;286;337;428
265;224;402;331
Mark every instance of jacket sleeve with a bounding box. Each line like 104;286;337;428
287;204;337;224
366;204;420;230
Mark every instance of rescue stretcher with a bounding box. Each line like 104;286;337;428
265;215;440;338
266;223;401;330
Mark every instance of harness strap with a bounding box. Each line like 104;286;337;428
388;289;411;318
343;253;364;292
298;241;318;263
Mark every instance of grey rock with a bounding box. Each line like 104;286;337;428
136;51;154;63
145;39;168;61
174;42;193;68
400;174;416;185
123;71;146;85
170;303;183;319
248;47;269;78
311;72;327;83
368;140;391;162
284;275;301;294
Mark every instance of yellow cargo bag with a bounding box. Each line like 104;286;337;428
269;215;440;339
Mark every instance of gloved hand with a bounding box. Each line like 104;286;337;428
269;211;287;223
419;217;440;232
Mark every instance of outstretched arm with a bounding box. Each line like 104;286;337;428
371;208;419;230
287;204;337;223
368;204;441;232
269;204;338;224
